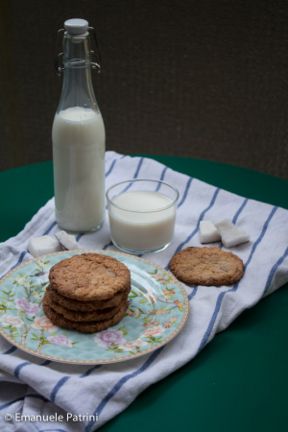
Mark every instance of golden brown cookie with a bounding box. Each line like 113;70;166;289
49;253;130;301
47;285;130;312
43;289;124;322
43;295;128;333
169;247;244;286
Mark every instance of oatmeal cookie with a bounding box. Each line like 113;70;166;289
49;253;130;301
169;247;244;286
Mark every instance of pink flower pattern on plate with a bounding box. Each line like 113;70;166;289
15;299;40;316
1;315;23;328
47;335;73;347
143;326;163;338
32;316;55;331
94;329;125;347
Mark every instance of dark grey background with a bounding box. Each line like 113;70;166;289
0;0;287;178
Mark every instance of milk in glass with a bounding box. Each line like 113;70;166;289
109;191;176;252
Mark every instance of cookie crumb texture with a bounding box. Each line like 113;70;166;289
49;253;130;301
169;247;244;286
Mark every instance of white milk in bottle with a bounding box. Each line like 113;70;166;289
52;18;105;232
52;107;105;232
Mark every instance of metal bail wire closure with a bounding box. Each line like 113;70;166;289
54;26;102;76
55;28;64;76
89;26;102;73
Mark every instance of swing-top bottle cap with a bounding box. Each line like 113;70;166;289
64;18;89;35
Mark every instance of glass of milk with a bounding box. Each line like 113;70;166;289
106;179;179;254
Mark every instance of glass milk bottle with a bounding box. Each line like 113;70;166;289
52;18;105;232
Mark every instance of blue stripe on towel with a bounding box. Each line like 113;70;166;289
105;155;124;178
0;396;26;411
9;250;27;272
198;205;277;350
80;365;102;378
43;221;57;236
155;166;168;191
50;376;70;402
12;359;50;383
14;361;31;379
263;245;288;295
188;286;198;301
177;177;193;208
48;367;102;407
3;346;17;355
232;198;248;224
76;233;82;242
102;241;113;250
121;158;144;194
40;360;51;366
105;158;117;177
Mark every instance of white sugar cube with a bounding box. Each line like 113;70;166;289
54;231;79;250
28;236;61;257
199;220;221;243
216;219;250;248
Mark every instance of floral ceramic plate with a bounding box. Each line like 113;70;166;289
0;250;189;365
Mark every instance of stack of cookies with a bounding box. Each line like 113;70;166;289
43;253;130;333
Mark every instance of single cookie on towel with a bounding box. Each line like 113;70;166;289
49;253;130;302
43;295;128;333
47;285;130;312
169;247;244;286
43;289;124;322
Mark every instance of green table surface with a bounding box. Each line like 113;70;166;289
0;155;288;432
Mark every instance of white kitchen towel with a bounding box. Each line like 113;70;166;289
0;151;288;432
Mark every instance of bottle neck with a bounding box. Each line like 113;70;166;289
57;33;98;112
